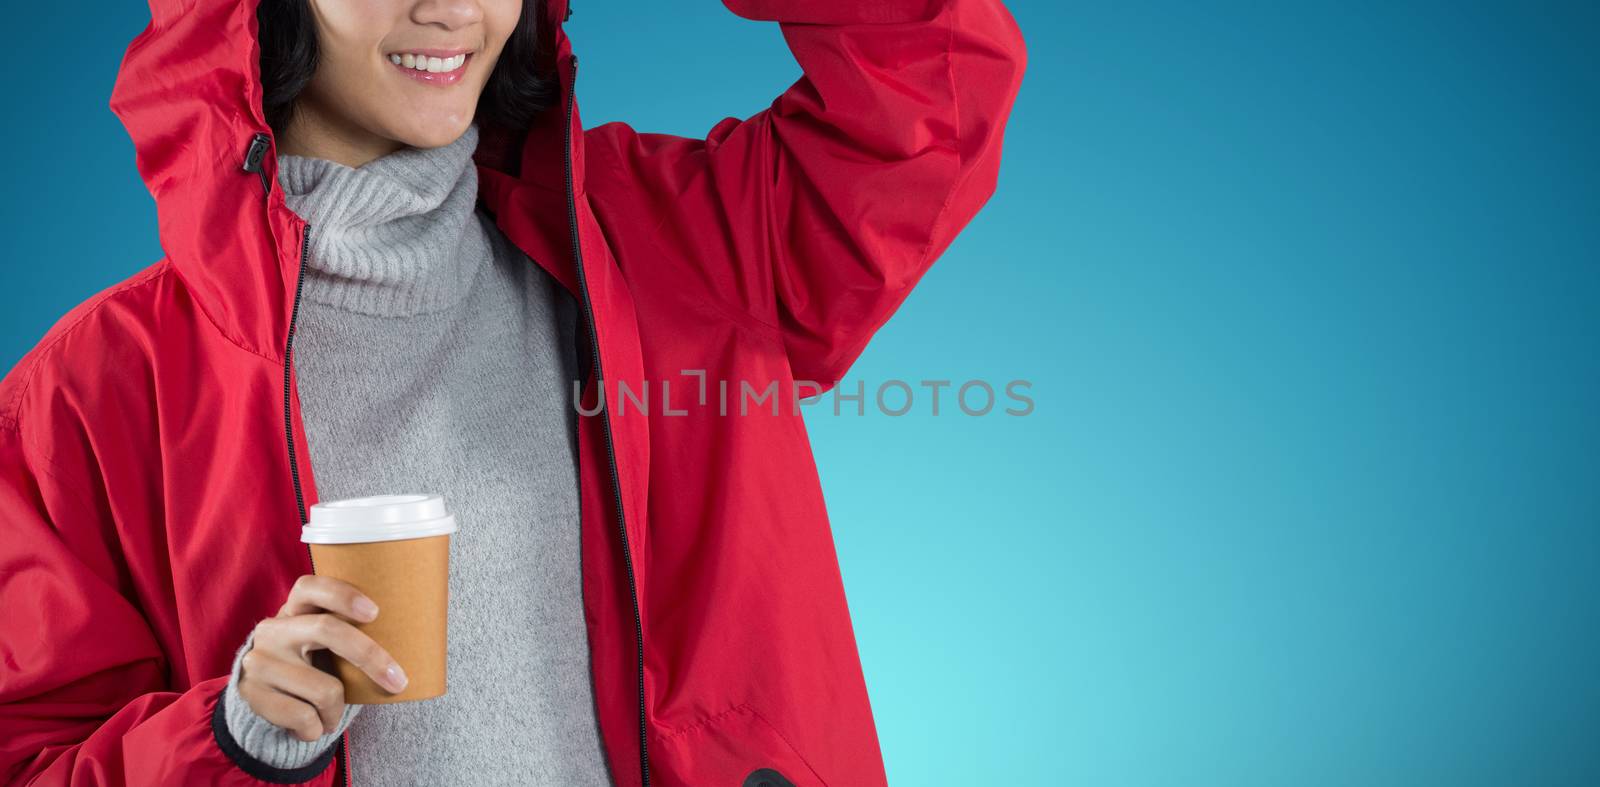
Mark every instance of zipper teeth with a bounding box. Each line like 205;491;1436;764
280;218;348;786
285;221;311;535
564;53;650;787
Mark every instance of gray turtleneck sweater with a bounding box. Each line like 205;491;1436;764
218;124;614;785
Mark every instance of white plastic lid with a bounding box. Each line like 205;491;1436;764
301;493;457;544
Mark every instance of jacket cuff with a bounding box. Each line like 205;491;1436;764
721;0;942;25
210;630;361;782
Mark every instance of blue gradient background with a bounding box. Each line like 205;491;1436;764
3;2;1597;784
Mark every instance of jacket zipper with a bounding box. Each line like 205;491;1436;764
281;220;346;787
284;220;312;539
563;54;650;786
245;131;348;786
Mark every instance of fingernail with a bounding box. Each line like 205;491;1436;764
385;664;408;692
353;597;379;621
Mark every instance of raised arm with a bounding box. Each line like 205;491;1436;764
585;0;1027;386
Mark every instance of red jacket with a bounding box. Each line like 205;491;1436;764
0;0;1025;784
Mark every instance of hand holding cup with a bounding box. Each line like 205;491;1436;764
237;575;408;741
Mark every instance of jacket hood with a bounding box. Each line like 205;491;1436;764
109;0;579;360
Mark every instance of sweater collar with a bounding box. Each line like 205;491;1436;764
276;124;488;317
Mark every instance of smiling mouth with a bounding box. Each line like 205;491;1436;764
386;51;473;85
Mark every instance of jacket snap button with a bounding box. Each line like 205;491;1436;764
742;768;796;787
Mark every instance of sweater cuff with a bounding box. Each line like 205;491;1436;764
218;630;363;772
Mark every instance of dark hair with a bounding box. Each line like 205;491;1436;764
256;0;558;137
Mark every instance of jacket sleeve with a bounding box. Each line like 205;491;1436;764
585;0;1027;387
0;421;338;786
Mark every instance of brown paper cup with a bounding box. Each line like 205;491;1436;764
301;493;457;705
310;535;450;704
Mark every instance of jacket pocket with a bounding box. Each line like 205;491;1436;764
651;702;825;786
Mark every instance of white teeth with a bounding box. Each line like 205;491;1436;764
390;53;467;73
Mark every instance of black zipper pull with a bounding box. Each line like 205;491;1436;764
242;132;272;194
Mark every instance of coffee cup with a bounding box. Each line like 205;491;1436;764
301;493;455;704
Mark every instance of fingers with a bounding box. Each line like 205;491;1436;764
240;648;349;735
253;614;409;694
278;574;380;623
237;676;333;742
235;574;406;740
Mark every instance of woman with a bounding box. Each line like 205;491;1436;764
0;0;1025;784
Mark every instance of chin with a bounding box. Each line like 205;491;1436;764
395;116;475;150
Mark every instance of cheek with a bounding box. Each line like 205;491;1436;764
309;1;389;74
307;44;381;111
303;10;391;105
485;0;525;51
